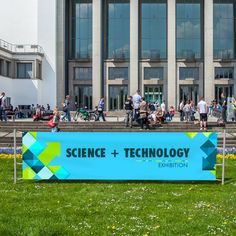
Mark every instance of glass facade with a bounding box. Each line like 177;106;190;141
71;0;92;59
74;85;92;109
107;0;130;59
108;67;129;80
215;85;233;102
141;0;167;59
176;0;202;59
214;1;235;59
109;86;128;110
144;86;163;103
179;85;199;104
179;67;199;80
144;67;164;80
215;67;234;79
74;67;92;80
17;63;33;79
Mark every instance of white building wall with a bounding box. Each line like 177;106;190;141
0;0;38;44
0;0;57;108
37;0;57;108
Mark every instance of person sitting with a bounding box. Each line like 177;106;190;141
169;106;175;121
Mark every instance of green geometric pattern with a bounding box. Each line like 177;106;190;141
22;132;70;180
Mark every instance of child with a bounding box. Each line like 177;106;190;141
51;107;60;132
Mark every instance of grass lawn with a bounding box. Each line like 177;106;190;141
0;159;236;236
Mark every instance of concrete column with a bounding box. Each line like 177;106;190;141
204;0;214;103
56;0;66;106
167;0;176;108
92;0;102;107
130;0;139;95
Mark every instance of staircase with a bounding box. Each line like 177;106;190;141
0;121;235;148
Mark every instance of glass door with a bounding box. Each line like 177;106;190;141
179;85;199;105
144;86;163;104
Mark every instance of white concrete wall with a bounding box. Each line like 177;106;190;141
37;0;57;108
0;0;57;109
0;0;38;44
0;76;42;107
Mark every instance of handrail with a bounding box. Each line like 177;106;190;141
0;38;44;54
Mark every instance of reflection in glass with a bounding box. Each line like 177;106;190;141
176;0;202;59
144;86;163;104
179;85;199;105
144;67;164;80
74;85;92;109
141;0;167;59
179;67;199;80
109;67;129;80
213;1;234;59
74;67;92;80
214;67;234;79
71;1;92;59
109;86;128;110
107;0;130;59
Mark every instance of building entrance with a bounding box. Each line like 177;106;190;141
179;85;199;105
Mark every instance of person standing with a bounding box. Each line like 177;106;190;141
233;98;236;122
139;97;150;130
183;101;191;122
132;89;142;122
161;100;166;116
0;92;7;122
198;96;208;131
51;107;60;132
179;100;185;121
63;95;71;122
96;97;106;121
124;96;133;128
221;93;227;123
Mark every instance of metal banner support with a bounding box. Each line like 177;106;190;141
13;129;17;184
221;129;226;185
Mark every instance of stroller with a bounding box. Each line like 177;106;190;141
212;107;224;126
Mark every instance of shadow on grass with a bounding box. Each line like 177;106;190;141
17;178;233;185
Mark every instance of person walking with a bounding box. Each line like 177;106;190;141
95;97;106;121
198;96;208;131
124;96;133;128
0;92;7;122
139;97;150;130
63;95;71;122
132;89;142;122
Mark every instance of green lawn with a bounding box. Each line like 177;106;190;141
0;159;236;236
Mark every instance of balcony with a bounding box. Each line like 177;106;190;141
0;39;44;55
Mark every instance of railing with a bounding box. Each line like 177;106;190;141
0;38;44;54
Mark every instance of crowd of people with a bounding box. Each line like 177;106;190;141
1;90;236;133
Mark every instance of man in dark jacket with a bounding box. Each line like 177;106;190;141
124;96;133;128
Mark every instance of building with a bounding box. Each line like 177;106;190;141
0;0;236;110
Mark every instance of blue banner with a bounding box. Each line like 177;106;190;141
22;132;217;181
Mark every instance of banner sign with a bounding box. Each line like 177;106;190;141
22;132;217;181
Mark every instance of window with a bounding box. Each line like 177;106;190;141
214;1;235;59
71;0;92;59
179;85;199;104
108;67;129;80
107;0;130;59
17;63;33;79
144;86;163;103
179;67;199;80
6;61;11;77
141;0;167;59
74;67;92;80
74;85;92;109
215;67;234;79
176;0;203;59
109;86;128;110
0;59;3;76
144;67;164;80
